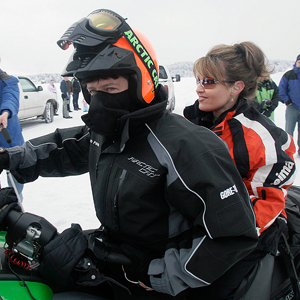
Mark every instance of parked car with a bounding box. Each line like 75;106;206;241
158;65;180;112
17;76;58;123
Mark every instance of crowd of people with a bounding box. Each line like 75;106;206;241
48;76;84;119
0;8;299;300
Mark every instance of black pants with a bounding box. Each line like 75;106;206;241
188;249;267;300
106;250;265;300
52;250;266;300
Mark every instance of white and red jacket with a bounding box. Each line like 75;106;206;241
184;98;296;235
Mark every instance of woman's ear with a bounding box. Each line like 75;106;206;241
231;81;245;96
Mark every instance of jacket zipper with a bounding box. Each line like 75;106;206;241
113;169;127;230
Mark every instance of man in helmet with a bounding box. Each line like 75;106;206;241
0;9;258;300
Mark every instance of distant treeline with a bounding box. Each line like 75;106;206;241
167;59;294;78
27;59;294;83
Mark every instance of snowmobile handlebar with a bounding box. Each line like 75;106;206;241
5;210;58;247
4;210;58;265
4;210;132;270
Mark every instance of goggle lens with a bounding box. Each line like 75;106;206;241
87;11;122;31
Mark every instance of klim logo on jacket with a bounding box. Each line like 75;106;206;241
273;161;295;185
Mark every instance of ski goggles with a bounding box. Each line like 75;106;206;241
57;9;128;51
57;9;158;88
196;77;235;88
87;9;127;37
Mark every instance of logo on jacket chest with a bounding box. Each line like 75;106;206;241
127;157;160;178
90;139;100;147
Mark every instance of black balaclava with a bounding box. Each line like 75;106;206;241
88;90;134;136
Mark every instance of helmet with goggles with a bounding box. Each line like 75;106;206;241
57;9;159;106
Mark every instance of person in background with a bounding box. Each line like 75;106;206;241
249;76;280;121
0;10;258;300
71;77;81;110
279;54;300;157
66;77;73;112
0;57;24;200
48;79;59;116
184;41;296;298
48;79;57;94
60;76;72;119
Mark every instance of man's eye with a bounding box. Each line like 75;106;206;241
107;87;116;92
89;90;96;95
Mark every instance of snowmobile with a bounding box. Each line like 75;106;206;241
0;208;299;300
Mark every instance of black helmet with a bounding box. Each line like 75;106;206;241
57;9;159;106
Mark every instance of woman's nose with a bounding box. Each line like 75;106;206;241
196;83;205;93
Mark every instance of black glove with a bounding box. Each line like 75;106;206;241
261;108;271;117
257;215;288;256
39;223;88;286
0;147;9;173
86;230;131;269
0;187;21;231
121;244;156;290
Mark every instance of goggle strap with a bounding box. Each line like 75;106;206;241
121;23;158;89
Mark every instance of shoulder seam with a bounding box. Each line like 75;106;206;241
0;71;12;81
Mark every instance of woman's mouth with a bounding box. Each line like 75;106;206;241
198;96;208;103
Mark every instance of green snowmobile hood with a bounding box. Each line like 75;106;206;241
0;281;53;299
0;231;53;299
0;231;6;247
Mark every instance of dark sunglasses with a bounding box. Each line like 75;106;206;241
196;77;235;88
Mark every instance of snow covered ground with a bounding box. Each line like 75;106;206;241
1;74;299;232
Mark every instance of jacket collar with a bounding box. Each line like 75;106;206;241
184;97;248;129
82;86;168;153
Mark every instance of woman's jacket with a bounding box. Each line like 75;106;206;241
184;98;296;236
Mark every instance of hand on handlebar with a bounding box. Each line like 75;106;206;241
86;229;132;268
39;223;88;286
0;187;21;231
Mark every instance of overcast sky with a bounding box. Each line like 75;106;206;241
0;0;299;75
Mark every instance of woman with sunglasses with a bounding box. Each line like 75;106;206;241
184;41;296;298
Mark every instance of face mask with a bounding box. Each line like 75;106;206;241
88;90;133;136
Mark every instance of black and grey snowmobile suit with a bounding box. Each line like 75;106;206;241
7;96;258;296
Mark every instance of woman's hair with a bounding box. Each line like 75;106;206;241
193;41;272;98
